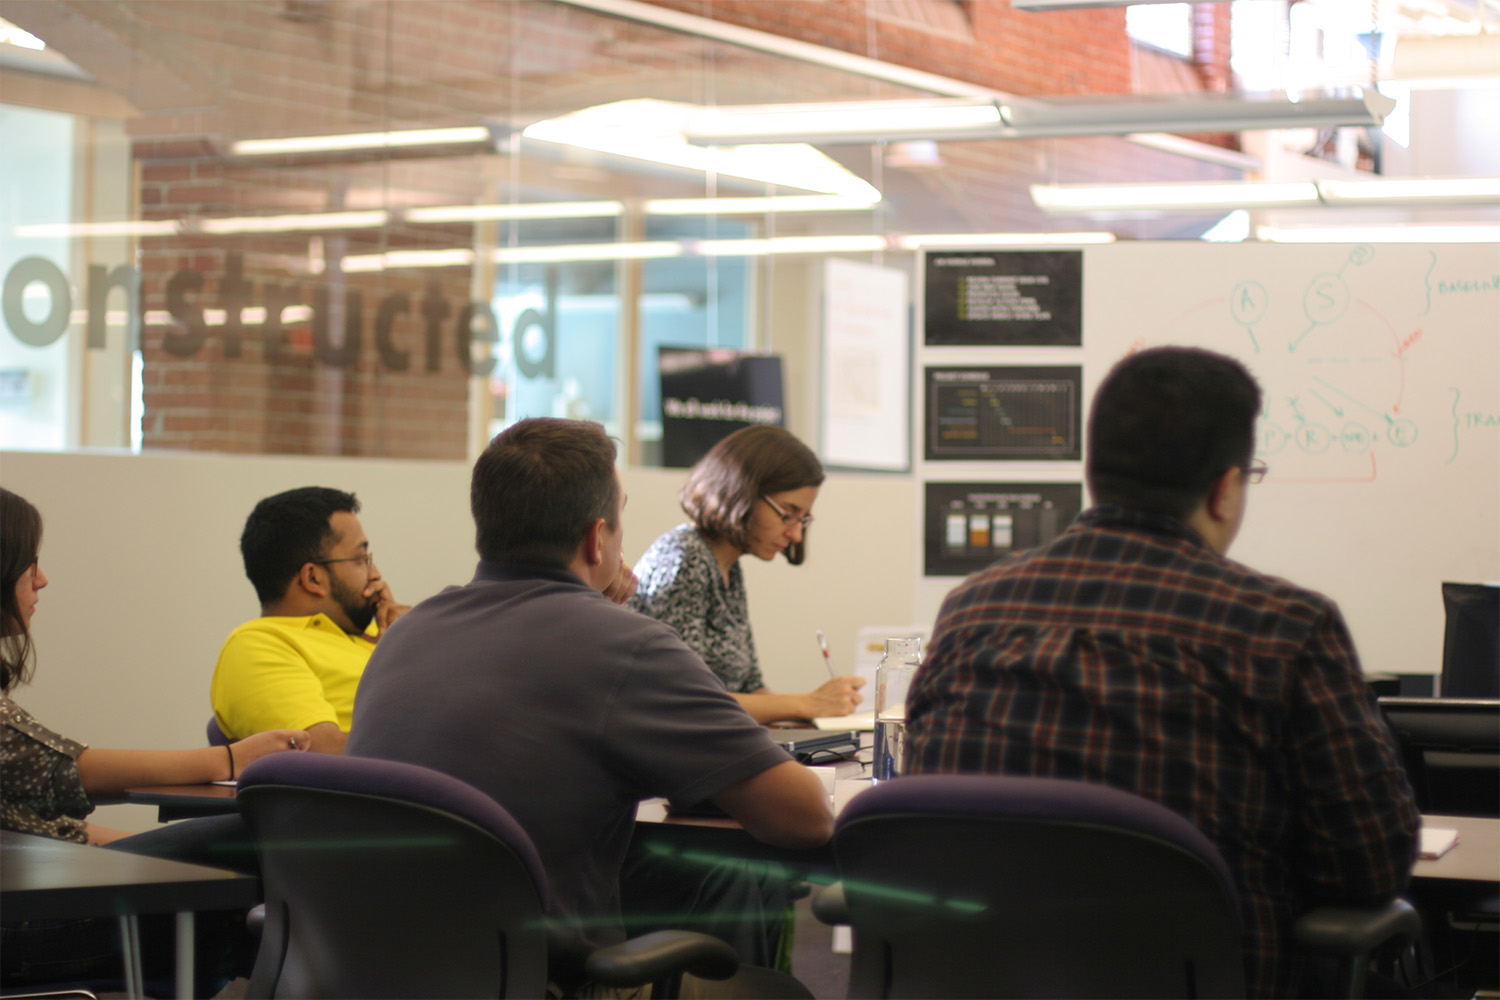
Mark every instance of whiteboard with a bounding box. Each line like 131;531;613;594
1081;242;1500;678
821;258;911;471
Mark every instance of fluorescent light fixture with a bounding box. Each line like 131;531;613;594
685;98;1002;145
678;90;1395;145
199;211;388;234
1032;181;1321;214
1257;225;1500;243
231;126;495;156
492;242;682;264
1034;177;1500;215
896;231;1115;248
342;249;478;273
15;220;181;238
522;99;881;201
643;195;879;215
696;235;889;256
405;201;623;223
1317;178;1500;206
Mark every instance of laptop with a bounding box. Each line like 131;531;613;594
771;727;863;763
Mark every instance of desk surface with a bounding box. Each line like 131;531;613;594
1413;814;1499;885
0;830;260;922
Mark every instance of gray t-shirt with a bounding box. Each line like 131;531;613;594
348;561;789;981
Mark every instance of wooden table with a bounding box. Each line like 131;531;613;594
1;830;260;999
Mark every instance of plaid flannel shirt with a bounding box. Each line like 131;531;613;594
907;506;1419;998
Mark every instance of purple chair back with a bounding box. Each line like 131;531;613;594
206;716;231;747
237;752;550;998
833;773;1246;998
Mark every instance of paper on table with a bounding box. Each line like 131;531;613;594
813;711;875;731
1419;826;1459;860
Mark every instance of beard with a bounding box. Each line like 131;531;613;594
329;572;377;633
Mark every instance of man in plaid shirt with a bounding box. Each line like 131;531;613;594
907;346;1418;998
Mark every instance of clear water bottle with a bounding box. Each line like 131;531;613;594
872;636;921;782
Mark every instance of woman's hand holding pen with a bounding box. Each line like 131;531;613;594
800;675;865;719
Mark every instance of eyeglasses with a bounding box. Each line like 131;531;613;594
313;552;375;569
1243;462;1269;485
762;496;814;528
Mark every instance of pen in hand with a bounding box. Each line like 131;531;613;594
816;629;836;679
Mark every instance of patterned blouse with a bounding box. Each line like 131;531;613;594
629;524;764;694
0;695;92;843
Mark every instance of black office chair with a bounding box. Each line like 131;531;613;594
236;753;741;999
812;774;1419;999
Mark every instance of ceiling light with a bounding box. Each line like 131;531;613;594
231;126;496;156
199;211;388;234
895;232;1115;248
685;98;1003;145
696;235;889;256
1032;182;1321;214
491;242;682;264
678;90;1395;146
1033;177;1500;215
1257;225;1500;243
405;201;623;223
14;220;181;238
1316;178;1500;206
643;195;879;215
522;99;881;201
342;249;477;272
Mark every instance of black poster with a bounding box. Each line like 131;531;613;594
924;481;1084;577
925;365;1082;461
659;348;784;468
924;250;1083;346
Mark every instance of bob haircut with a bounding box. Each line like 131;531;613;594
680;424;824;566
1;487;44;693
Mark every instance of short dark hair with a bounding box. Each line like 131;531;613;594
240;487;361;605
680;424;824;566
1;487;43;693
1086;347;1261;520
472;418;620;567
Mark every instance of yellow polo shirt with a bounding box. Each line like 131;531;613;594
210;615;375;740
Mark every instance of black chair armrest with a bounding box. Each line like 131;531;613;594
1292;898;1421;956
810;881;849;925
1293;899;1421;999
585;930;739;987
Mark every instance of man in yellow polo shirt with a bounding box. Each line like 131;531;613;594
210;487;408;754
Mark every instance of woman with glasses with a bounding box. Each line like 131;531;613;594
629;425;864;723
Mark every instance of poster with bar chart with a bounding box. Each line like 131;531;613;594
925;481;1084;577
924;365;1082;461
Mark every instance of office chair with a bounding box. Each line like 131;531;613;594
812;774;1419;999
206;716;231;747
236;753;741;999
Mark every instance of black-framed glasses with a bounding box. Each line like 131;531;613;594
1244;462;1269;485
313;552;375;569
762;496;814;528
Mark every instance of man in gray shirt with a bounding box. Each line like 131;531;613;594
348;417;832;991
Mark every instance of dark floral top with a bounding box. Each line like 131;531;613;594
0;695;92;843
629;524;764;694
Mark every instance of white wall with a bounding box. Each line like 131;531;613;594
0;448;916;832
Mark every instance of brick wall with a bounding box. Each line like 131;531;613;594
10;0;1236;459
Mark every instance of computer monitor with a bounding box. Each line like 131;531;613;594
1378;696;1499;817
1441;582;1500;698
